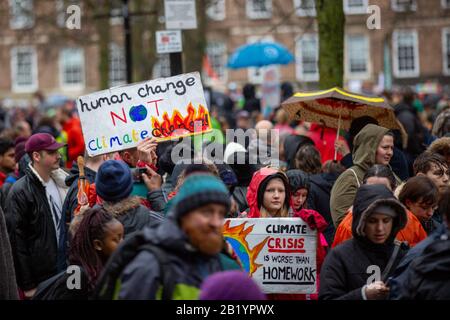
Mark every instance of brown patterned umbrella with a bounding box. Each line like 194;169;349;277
282;87;400;130
282;87;400;160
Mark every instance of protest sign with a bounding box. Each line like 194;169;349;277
223;218;317;294
76;72;211;156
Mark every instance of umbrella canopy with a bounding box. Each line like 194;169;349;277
227;41;294;69
282;87;400;131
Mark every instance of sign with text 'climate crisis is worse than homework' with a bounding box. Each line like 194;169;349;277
76;72;211;156
224;218;317;294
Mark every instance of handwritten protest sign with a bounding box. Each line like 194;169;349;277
223;218;317;294
76;72;211;156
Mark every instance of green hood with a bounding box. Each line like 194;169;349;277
352;124;390;171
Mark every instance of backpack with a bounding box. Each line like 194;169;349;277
94;229;175;300
32;267;88;300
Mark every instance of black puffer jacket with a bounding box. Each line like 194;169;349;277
102;197;164;237
5;165;69;290
319;185;408;300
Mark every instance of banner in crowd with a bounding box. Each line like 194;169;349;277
76;72;211;156
223;218;317;294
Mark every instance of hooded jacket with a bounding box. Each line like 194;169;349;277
112;218;225;299
283;135;315;170
245;168;291;218
102;197;164;237
390;229;450;299
330;124;392;227
388;223;448;299
320;184;408;300
332;208;427;248
5;164;69;291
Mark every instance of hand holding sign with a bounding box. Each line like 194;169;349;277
137;137;158;165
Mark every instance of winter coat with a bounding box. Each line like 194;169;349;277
308;123;347;163
246;168;326;300
283;135;315;170
307;172;341;245
390;228;450;300
330;124;394;227
389;223;447;299
232;186;249;213
0;206;18;299
102;197;164;237
332;208;427;248
5;164;69;290
245;168;291;218
114;219;226;299
394;102;426;158
319;184;409;300
62;117;85;169
0;173;18;210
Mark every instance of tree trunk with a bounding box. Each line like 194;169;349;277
94;1;111;89
316;0;345;89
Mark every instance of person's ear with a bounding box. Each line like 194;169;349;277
93;239;103;252
405;199;413;209
32;151;40;163
416;172;425;177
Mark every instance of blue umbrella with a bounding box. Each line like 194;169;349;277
227;41;294;69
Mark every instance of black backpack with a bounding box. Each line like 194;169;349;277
33;267;88;300
94;229;175;300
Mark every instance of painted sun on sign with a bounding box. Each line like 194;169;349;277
223;220;268;276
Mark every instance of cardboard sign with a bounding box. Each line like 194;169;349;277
164;0;197;30
223;218;317;294
156;30;182;54
76;72;211;156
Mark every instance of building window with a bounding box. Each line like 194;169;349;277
346;35;369;78
246;0;272;19
109;44;126;87
343;0;368;14
296;34;319;82
442;0;450;9
443;28;450;75
60;48;84;89
207;0;225;21
11;46;38;93
393;30;419;78
56;0;80;27
9;0;34;29
153;54;171;78
204;42;227;83
391;0;417;12
294;0;316;17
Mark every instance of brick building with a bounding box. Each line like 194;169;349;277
1;0;450;102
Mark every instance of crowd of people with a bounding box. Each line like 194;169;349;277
0;83;449;300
